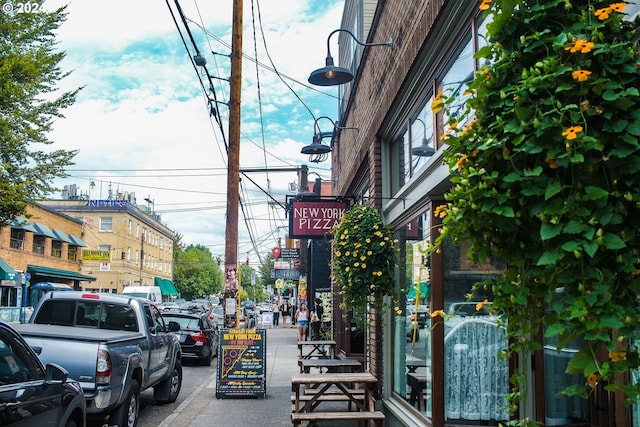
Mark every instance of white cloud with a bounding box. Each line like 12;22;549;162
42;0;342;262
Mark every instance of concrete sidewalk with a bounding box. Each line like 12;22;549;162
158;326;302;427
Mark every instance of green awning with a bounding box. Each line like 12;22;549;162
52;229;74;243
0;258;18;283
154;277;178;297
11;217;36;233
68;234;89;247
33;223;57;239
27;264;96;282
407;282;429;299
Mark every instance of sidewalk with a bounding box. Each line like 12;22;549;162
159;325;301;427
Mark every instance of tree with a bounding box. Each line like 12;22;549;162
257;252;276;295
173;244;222;300
438;0;640;413
0;4;80;224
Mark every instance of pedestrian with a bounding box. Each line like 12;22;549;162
280;300;291;327
272;301;280;327
294;302;309;341
310;298;324;340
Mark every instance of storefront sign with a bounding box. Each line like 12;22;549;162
289;200;349;239
216;328;266;398
81;250;111;261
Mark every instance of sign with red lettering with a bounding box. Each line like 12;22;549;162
289;200;349;239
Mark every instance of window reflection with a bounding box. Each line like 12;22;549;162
394;211;431;417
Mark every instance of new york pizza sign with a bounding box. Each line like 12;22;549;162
289;199;349;239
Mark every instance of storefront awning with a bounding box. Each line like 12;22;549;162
27;264;96;282
11;217;36;233
154;277;179;297
0;258;18;283
33;223;57;239
52;229;73;243
407;282;429;299
68;234;89;247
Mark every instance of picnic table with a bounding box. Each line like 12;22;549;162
297;339;336;360
299;357;362;374
406;358;427;373
291;372;384;427
407;372;429;411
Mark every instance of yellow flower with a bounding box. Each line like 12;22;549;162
361;263;367;268
434;205;447;219
609;351;627;362
360;256;366;261
587;373;599;388
367;251;372;256
479;0;491;11
431;309;445;318
572;69;592;82
354;262;360;267
562;125;583;140
456;154;469;170
380;241;386;246
366;238;371;244
432;90;444;113
545;158;561;169
595;7;611;20
565;38;595;53
476;299;489;311
610;2;627;12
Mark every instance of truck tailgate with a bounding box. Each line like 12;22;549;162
13;323;144;388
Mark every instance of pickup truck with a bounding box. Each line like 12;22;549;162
13;291;183;427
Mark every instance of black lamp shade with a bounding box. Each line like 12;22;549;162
411;139;435;157
301;140;332;155
308;56;354;86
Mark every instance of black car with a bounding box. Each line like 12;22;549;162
163;311;219;365
0;320;86;427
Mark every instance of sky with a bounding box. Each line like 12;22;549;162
40;0;344;266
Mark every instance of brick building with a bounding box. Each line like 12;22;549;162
326;1;640;426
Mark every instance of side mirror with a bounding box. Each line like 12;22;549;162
167;320;180;332
45;363;69;383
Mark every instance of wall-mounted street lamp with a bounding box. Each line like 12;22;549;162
300;116;359;163
411;118;435;157
308;29;393;86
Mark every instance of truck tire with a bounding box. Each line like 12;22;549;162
154;359;182;403
111;379;140;427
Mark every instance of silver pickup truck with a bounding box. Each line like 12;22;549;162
13;291;183;427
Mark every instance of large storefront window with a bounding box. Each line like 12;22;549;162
442;238;508;423
393;210;431;418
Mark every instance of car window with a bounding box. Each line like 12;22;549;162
0;332;42;385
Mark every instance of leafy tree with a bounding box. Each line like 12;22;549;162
257;252;276;294
173;244;222;300
0;4;80;224
437;0;640;414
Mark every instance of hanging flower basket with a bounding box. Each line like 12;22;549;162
331;204;398;318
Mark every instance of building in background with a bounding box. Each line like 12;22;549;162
40;190;178;300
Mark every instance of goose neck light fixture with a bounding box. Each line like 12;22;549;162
411;118;435;157
308;29;393;86
301;116;335;163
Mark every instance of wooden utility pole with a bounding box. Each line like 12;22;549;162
223;0;242;327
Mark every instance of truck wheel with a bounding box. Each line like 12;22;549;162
155;359;182;403
111;379;140;427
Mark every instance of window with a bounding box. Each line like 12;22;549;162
99;216;113;232
98;245;111;252
136;224;140;238
127;247;131;261
68;246;77;261
32;235;45;255
0;287;18;308
159;238;164;250
128;219;132;235
9;229;25;251
51;240;62;258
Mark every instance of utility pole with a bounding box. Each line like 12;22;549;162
223;0;242;328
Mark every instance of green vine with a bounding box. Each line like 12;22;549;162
331;204;398;322
436;0;640;413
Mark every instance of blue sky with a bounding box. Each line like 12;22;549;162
41;0;343;264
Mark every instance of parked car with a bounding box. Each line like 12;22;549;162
211;305;224;329
0;320;86;427
161;301;179;311
191;299;214;314
162;311;219;366
406;304;428;328
14;291;183;427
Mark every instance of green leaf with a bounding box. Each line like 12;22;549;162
537;250;561;265
541;222;562;240
584;186;609;201
566;349;598;376
545;182;564;200
544;322;566;338
604;233;626;250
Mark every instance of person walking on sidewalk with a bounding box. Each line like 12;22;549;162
295;302;309;341
280;299;291;327
310;298;324;340
272;301;280;327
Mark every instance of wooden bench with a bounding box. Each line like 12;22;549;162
407;372;428;411
291;410;385;426
303;387;364;395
